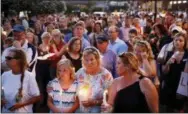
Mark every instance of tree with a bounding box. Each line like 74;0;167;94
2;0;65;17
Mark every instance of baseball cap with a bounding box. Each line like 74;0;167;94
96;35;109;43
13;24;25;32
171;26;186;34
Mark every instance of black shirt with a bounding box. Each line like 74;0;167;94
113;76;150;113
64;52;82;72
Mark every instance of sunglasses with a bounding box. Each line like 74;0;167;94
118;52;126;58
5;56;18;61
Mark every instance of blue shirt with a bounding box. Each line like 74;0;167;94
64;33;90;51
108;38;128;55
101;49;119;78
64;33;89;43
82;37;90;51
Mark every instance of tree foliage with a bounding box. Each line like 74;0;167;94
2;0;65;17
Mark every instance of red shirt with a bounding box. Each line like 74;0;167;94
49;41;64;68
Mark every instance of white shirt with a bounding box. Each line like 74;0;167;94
2;70;40;113
158;42;173;61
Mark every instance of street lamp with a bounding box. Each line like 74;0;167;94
178;1;182;4
183;0;187;3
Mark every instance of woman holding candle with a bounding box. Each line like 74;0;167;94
1;49;40;113
76;47;113;113
47;59;79;113
160;33;188;112
105;52;159;113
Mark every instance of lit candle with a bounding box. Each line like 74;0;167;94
1;86;6;108
1;86;5;98
103;90;108;106
78;85;90;102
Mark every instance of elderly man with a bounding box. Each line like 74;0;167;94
1;25;38;75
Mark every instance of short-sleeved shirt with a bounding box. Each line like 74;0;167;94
2;70;40;113
76;67;113;113
47;78;78;112
108;38;128;55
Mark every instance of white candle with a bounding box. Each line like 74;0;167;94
2;86;5;98
78;85;90;102
103;90;108;106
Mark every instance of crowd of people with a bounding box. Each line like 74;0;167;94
1;11;188;113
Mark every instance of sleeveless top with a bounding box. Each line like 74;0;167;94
113;76;150;113
64;52;82;72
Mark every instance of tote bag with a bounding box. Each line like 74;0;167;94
176;72;188;97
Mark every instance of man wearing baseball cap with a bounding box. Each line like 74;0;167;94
96;35;118;78
1;24;38;75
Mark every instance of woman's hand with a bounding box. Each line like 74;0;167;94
141;52;149;60
9;102;24;111
13;41;21;48
101;103;112;113
82;99;96;107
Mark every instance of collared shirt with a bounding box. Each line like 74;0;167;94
81;37;90;51
101;49;118;78
63;33;90;51
108;38;128;55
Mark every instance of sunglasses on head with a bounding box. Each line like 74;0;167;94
5;56;18;60
118;52;126;58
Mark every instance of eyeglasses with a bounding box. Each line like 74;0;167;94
108;31;117;34
5;56;18;61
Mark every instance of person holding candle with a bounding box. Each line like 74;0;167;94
47;59;79;113
76;47;113;113
1;49;40;113
104;52;159;113
160;33;188;112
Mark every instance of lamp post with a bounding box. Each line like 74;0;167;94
154;0;157;22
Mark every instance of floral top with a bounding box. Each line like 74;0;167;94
47;78;78;112
76;67;113;113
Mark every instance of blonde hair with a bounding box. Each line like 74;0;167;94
82;47;101;68
41;32;51;40
51;29;64;39
119;52;144;75
135;41;154;60
56;59;75;80
51;29;61;35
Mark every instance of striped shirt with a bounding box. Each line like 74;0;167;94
47;78;78;112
